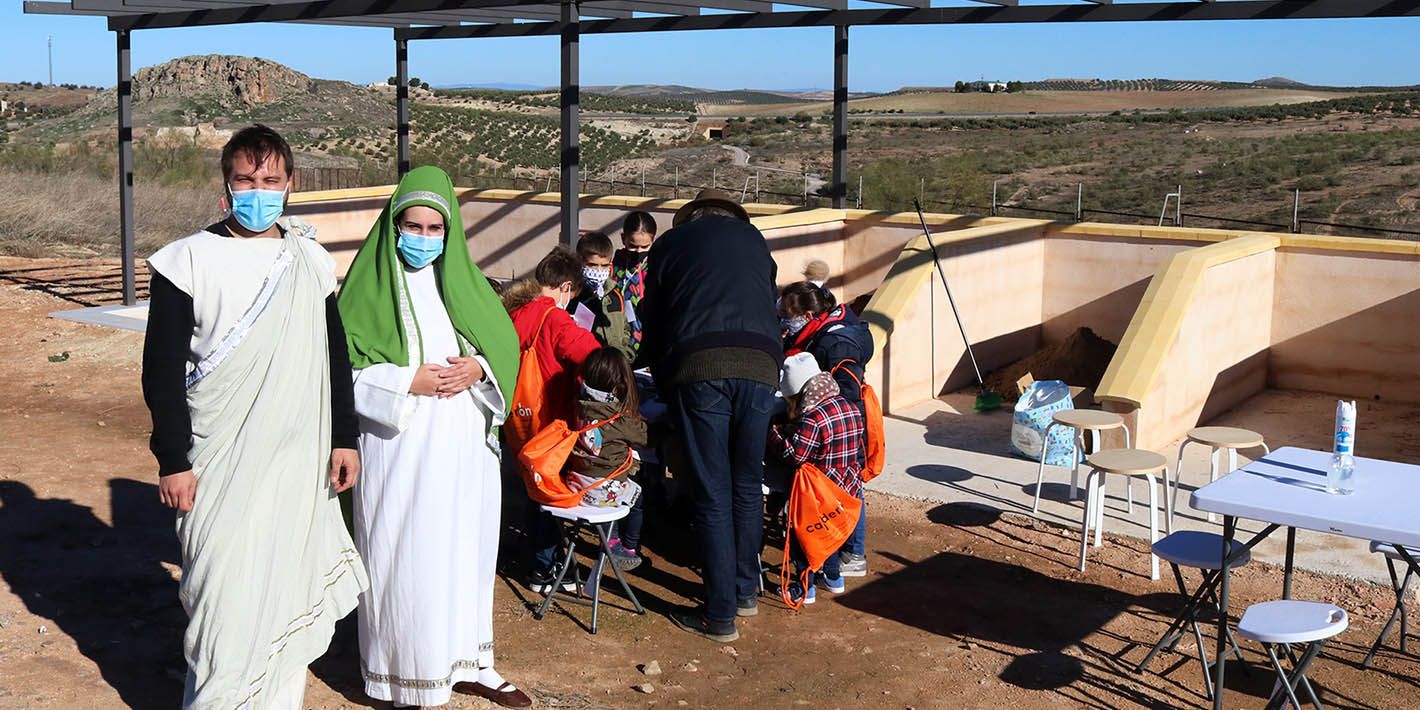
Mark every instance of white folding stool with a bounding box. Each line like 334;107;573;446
534;503;645;634
1361;541;1418;668
1237;600;1348;710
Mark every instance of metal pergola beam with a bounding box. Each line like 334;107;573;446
103;0;562;30
397;0;1420;39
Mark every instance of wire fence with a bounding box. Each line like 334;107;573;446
433;166;1420;240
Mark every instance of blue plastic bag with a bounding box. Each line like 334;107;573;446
1010;380;1078;466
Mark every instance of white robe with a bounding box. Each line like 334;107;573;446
149;229;367;710
351;264;507;708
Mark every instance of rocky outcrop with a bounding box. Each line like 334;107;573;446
133;55;312;106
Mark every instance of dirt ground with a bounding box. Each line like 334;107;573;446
1;267;1418;709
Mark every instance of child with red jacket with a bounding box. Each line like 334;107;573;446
503;246;603;592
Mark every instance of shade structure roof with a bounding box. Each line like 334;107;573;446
27;0;1420;34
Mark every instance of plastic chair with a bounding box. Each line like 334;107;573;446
1032;409;1130;515
1136;531;1251;699
1170;426;1269;526
1237;600;1348;710
1079;448;1166;580
1362;541;1417;668
534;503;645;634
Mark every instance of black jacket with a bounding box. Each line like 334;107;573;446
640;215;782;387
789;305;874;405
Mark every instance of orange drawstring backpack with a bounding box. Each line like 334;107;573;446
505;305;557;458
517;408;633;508
780;462;863;609
834;360;886;482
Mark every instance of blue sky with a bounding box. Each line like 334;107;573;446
3;3;1418;92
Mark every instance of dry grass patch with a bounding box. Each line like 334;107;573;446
0;168;220;258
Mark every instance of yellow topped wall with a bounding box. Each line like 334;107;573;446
290;186;1420;453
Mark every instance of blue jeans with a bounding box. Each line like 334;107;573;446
846;499;867;556
672;378;775;624
791;538;843;579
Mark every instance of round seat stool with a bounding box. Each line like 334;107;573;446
1238;600;1348;710
1171;426;1268;527
1031;409;1130;516
1078;448;1167;580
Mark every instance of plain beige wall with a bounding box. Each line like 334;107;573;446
759;218;848;297
1133;250;1277;450
1041;236;1194;345
1270;248;1420;402
874;226;1048;411
840;219;923;307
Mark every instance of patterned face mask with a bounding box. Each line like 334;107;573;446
583;266;611;295
782;315;810;336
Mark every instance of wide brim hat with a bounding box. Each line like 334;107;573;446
673;188;750;227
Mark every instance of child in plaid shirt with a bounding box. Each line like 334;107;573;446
769;352;867;604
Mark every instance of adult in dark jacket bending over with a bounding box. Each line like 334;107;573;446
640;189;782;642
779;281;875;577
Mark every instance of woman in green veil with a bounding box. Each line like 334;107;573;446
337;166;530;708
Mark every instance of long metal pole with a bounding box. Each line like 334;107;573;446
831;24;848;209
914;199;986;388
395;36;410;176
116;29;136;306
559;0;580;247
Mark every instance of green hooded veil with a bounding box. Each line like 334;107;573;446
337;166;519;403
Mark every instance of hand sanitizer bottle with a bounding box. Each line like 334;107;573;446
1328;400;1356;495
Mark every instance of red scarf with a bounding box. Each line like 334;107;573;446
786;306;847;357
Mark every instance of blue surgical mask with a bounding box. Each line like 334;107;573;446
397;231;444;269
228;184;287;233
783;315;810;336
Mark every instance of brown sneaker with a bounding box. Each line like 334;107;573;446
453;681;533;708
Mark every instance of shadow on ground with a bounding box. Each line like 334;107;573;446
0;479;183;709
0;262;149;307
836;504;1310;709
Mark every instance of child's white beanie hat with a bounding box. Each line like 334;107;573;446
780;352;821;397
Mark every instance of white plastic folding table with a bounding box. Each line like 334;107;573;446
1189;447;1420;710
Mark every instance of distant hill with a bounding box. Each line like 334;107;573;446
1255;76;1309;88
439;82;542;91
19;55;393;143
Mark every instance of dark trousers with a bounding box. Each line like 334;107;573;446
672;378;775;624
846;501;867;556
616;488;646;550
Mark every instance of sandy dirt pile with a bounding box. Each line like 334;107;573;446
983;327;1118;402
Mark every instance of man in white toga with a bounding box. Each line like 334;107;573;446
141;124;368;709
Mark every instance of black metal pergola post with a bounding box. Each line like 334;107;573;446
396;36;411;176
831;23;848;209
115;28;136;305
560;0;580;247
